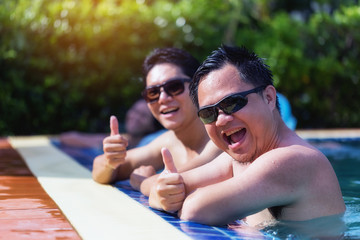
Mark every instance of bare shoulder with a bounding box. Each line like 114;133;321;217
263;143;329;172
247;141;335;190
254;141;345;219
127;131;176;160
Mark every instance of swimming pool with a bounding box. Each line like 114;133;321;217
54;137;360;240
309;139;360;240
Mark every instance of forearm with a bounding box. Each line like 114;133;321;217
92;155;119;184
182;163;232;195
179;187;234;226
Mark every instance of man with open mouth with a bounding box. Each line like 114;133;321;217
149;45;345;238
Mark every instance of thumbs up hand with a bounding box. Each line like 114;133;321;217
149;148;185;213
162;147;178;174
110;115;119;136
102;115;128;169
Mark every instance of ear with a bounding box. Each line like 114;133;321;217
263;85;277;111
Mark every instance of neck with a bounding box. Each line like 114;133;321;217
255;113;289;160
267;113;293;150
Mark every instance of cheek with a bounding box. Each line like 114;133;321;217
148;106;161;122
148;105;157;115
205;125;221;144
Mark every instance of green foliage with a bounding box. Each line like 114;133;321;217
234;4;360;128
0;0;359;135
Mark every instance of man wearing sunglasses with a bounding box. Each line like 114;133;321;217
92;48;222;196
149;45;345;234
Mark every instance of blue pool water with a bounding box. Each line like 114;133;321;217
53;138;360;240
308;139;360;240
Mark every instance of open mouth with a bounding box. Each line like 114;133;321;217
161;107;179;114
223;128;247;145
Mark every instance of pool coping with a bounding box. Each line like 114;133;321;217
8;136;191;240
296;128;360;140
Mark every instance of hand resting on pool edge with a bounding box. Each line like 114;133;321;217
149;148;185;213
148;45;346;231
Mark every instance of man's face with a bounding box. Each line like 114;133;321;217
145;63;198;131
197;64;274;163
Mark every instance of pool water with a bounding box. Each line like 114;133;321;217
309;139;360;239
239;139;360;240
54;138;360;240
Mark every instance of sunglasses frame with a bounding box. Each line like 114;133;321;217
142;78;191;103
198;85;267;124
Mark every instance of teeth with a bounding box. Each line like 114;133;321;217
225;128;242;136
162;107;177;114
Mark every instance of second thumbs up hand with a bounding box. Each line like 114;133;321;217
149;147;185;213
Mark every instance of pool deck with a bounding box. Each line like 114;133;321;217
1;129;359;239
0;138;81;239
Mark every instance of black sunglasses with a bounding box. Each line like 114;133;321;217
142;78;191;103
198;85;267;124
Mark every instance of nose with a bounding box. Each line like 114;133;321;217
158;87;172;103
215;109;233;127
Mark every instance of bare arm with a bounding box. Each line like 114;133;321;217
178;151;301;225
148;151;233;212
178;140;222;172
92;140;165;184
137;140;222;196
179;146;344;226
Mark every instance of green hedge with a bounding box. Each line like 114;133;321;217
1;0;359;135
238;5;360;128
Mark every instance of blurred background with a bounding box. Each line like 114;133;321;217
1;0;359;136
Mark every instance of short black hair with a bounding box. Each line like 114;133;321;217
142;47;200;85
189;45;279;110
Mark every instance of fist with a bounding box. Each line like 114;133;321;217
130;165;157;191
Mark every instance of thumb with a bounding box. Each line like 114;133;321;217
110;115;119;136
161;147;177;173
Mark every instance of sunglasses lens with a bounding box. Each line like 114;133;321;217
220;95;247;114
143;79;188;103
142;87;159;102
198;108;217;124
198;94;248;124
164;80;185;96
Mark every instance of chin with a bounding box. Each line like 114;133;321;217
226;150;251;163
162;121;181;131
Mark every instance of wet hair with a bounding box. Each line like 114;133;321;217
189;45;279;110
142;47;200;85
